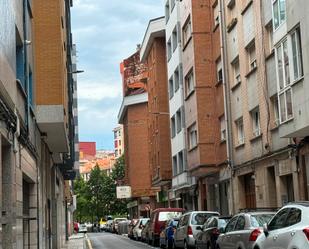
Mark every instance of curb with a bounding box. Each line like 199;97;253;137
85;234;93;249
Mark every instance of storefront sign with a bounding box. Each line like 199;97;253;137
116;186;132;199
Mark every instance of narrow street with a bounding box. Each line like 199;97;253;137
88;233;158;249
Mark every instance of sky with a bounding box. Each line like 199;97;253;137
71;0;165;150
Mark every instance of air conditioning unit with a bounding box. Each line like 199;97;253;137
250;59;257;70
274;119;280;127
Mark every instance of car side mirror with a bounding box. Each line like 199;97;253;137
196;226;202;231
219;227;225;234
263;223;269;237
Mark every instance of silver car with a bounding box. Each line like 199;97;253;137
174;211;220;249
216;211;274;249
133;218;149;240
253;202;309;249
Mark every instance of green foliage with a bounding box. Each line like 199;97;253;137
74;156;128;222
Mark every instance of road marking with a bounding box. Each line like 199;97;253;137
85;234;93;249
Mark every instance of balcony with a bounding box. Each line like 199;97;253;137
36;105;69;163
172;171;196;190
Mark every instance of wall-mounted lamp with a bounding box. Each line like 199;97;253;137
68;70;84;74
25;40;32;45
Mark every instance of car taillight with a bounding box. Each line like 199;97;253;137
187;226;193;235
212;228;220;236
249;229;261;241
303;228;309;240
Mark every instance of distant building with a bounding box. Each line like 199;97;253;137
113;125;124;158
80;142;96;160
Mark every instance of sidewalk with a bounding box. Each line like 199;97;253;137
63;233;86;249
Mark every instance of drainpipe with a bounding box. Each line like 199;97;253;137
219;0;235;215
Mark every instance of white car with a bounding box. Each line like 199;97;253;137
253;202;309;249
78;223;88;233
133;218;149;240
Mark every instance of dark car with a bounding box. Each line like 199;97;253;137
195;216;231;249
148;208;184;246
159;218;179;249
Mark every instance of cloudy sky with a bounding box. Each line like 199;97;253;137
71;0;165;150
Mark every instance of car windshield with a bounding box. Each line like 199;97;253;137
250;214;274;227
191;213;218;225
158;212;182;221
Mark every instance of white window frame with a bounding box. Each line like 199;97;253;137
172;26;178;52
275;36;295;124
183;18;192;47
188;123;198;150
232;58;241;85
185;69;195;97
251;108;261;137
247;42;257;71
169;76;174;99
272;0;286;30
220;116;226;141
171;115;176;138
216;59;223;83
167;38;172;61
165;0;170;23
290;27;303;82
236;118;244;145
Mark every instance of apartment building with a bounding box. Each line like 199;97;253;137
0;0;78;248
34;0;78;247
218;0;309;212
140;17;172;207
118;51;158;218
113;125;124;158
164;0;197;210
177;0;228;212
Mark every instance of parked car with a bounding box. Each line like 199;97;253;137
112;218;127;234
195;216;231;249
106;219;114;232
148;208;184;246
118;220;130;235
99;218;107;231
174;211;220;249
159;218;179;249
141;220;151;242
133;218;150;240
128;219;139;239
216;211;275;249
253;202;309;249
78;223;87;233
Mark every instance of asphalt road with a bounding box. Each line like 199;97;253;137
88;232;158;249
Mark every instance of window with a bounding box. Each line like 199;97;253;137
178;151;184;173
266;24;274;54
271;96;280;127
176;109;182;133
232;59;241;85
185;69;194;97
169;76;174;99
172;26;178;52
216;59;223;83
182;18;192;46
276;39;293;123
171;116;176;138
119;140;121;146
251;108;261;137
167;38;172;61
291;28;303;81
268;208;290;231
115;150;118;157
234;216;245;230
174;67;180;92
16;35;25;88
28;70;33;106
220;116;226;141
173;155;178;175
236;118;244;145
214;3;219;26
285;208;301;227
165;0;170;23
225;216;238;233
171;0;175;11
188;123;197;149
247;42;257;71
272;0;286;29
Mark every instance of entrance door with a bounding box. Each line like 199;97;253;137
244;174;256;209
